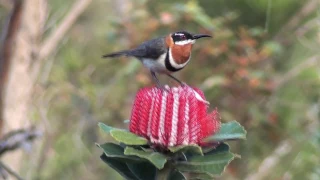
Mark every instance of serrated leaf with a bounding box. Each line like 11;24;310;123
98;122;120;133
100;154;139;180
168;170;186;180
204;121;247;142
124;147;167;169
97;143;141;162
176;151;234;175
169;144;203;156
110;129;148;145
126;161;156;180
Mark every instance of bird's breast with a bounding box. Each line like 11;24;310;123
171;44;192;64
164;44;192;72
141;53;168;73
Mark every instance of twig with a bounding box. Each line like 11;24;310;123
264;0;272;33
32;0;92;80
295;18;319;37
246;107;320;180
0;161;24;180
0;128;41;155
245;140;292;180
274;55;319;90
38;0;91;60
274;0;319;42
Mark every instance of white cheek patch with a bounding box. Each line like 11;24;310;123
175;39;195;46
168;48;191;69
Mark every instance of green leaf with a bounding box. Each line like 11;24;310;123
140;146;154;153
97;143;124;157
98;122;119;133
110;129;148;145
124;146;167;169
189;172;214;180
204;143;230;155
96;143;141;162
204;121;247;142
175;150;234;175
168;170;186;180
126;161;156;180
169;144;203;156
100;154;139;180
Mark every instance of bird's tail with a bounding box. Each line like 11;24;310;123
102;50;130;58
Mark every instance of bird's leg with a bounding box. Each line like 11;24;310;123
151;71;169;91
167;74;186;87
151;71;161;86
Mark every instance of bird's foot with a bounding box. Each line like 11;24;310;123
157;84;170;92
180;82;188;87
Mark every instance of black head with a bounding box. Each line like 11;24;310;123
171;31;211;45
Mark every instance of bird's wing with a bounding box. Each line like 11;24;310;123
129;37;167;59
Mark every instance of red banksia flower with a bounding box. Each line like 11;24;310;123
129;86;220;147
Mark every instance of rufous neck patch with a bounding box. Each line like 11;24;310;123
165;35;174;48
171;44;192;64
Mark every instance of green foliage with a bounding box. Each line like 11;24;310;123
168;144;203;156
175;150;234;176
124;147;167;169
100;153;158;180
204;121;247;142
96;143;140;162
189;173;214;180
100;154;141;180
98;122;117;133
110;130;148;145
126;161;157;180
168;170;186;180
174;142;234;178
97;122;246;179
99;122;148;145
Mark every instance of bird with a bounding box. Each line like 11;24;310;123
102;31;211;87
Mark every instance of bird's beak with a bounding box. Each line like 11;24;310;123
192;34;212;39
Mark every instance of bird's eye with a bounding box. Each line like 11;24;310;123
180;35;186;40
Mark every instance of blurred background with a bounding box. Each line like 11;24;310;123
0;0;319;179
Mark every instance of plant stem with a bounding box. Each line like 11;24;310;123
0;161;24;180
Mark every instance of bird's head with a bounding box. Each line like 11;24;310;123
164;31;212;70
171;31;211;46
